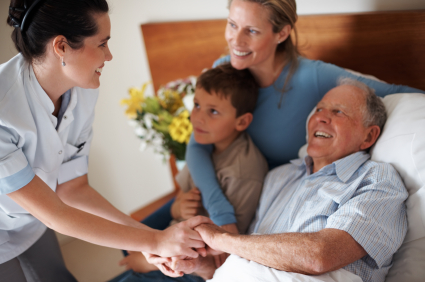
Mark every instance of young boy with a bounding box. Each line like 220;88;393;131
171;63;268;235
119;64;268;277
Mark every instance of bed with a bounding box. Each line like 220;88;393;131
132;10;425;282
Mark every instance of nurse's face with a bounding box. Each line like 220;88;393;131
65;13;113;89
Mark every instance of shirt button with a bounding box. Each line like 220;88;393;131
64;116;67;119
59;150;63;155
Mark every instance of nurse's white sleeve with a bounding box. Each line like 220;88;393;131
0;125;35;195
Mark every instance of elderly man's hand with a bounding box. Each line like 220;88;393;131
171;256;202;273
195;223;229;255
172;255;219;280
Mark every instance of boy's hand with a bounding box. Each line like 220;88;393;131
171;188;203;220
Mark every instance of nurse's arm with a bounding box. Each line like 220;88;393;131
56;174;148;230
7;175;210;258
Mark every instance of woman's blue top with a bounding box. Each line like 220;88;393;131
186;55;424;226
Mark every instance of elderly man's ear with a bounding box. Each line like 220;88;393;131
360;125;381;151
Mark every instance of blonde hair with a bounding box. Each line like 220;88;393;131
228;0;300;108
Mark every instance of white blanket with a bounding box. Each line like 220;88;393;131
208;255;363;282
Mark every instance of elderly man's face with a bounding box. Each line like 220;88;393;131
307;85;372;171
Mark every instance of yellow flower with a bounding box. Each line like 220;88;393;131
168;110;193;144
158;89;184;115
121;82;149;118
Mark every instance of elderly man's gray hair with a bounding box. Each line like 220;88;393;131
338;77;387;131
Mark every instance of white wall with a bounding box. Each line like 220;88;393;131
1;0;424;215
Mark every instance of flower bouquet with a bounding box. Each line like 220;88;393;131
121;77;196;161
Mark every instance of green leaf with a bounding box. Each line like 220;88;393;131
143;97;161;114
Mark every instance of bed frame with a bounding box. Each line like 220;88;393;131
130;10;425;221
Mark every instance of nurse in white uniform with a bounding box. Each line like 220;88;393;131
0;0;210;281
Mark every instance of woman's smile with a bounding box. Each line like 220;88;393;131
225;0;282;72
95;64;104;75
232;49;252;57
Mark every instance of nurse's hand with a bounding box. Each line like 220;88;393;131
154;215;212;258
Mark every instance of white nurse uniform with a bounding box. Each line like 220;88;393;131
0;54;98;263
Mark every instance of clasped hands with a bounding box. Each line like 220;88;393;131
146;188;238;278
143;222;232;278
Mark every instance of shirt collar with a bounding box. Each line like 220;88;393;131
27;64;55;117
57;88;78;133
333;151;370;182
26;63;78;131
290;156;314;175
291;151;370;182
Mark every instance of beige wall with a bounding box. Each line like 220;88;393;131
1;0;424;215
0;0;18;63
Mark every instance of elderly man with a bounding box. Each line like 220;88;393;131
115;78;408;282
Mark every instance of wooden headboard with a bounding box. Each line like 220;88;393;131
141;10;425;92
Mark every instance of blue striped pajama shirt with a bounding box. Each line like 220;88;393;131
248;151;408;282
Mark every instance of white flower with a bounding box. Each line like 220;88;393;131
183;93;195;112
143;113;155;129
186;84;194;95
134;126;147;137
145;129;156;140
156;88;164;97
177;82;187;93
166;80;180;88
189;76;197;88
152;134;163;146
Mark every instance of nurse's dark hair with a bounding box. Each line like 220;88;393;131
7;0;109;63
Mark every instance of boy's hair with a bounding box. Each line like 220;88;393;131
196;63;259;117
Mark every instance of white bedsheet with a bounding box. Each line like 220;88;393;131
208;255;363;282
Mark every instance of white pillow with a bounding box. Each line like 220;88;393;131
298;93;425;282
370;93;425;282
385;237;425;282
370;94;425;241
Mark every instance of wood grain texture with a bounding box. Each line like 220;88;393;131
142;10;425;92
296;11;425;90
142;19;228;92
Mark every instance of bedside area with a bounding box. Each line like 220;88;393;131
56;232;125;282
